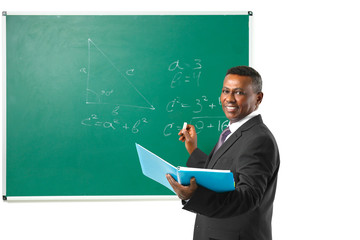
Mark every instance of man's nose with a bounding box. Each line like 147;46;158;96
225;93;236;103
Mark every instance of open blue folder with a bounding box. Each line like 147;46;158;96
135;143;235;193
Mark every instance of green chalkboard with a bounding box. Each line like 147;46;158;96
4;13;250;198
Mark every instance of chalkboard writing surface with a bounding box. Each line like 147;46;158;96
4;13;251;199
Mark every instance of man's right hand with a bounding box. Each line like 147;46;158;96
178;124;197;155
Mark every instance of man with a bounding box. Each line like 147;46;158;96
166;66;280;240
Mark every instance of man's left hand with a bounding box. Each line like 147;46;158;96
166;174;198;200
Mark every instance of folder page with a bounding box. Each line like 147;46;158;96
177;167;235;192
135;143;177;193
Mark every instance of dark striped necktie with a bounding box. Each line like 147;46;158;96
214;127;231;153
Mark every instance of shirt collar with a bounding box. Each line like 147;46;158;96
228;111;259;134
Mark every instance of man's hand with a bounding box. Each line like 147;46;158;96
178;124;197;155
166;174;198;200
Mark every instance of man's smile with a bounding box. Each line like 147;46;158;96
224;106;239;112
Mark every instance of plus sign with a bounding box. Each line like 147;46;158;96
209;103;216;109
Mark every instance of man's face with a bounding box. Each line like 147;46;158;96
220;74;262;123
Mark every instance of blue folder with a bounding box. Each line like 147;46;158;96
135;143;235;193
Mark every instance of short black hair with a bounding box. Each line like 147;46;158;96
226;66;262;93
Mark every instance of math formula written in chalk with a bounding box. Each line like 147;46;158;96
79;40;225;137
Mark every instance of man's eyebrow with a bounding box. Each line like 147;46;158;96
222;87;245;91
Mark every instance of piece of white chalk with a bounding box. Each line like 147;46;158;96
182;122;187;130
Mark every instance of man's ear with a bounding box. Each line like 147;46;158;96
256;92;264;108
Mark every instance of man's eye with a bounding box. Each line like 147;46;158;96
235;91;246;95
222;90;230;94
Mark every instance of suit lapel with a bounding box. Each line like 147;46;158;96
206;131;242;169
206;115;263;169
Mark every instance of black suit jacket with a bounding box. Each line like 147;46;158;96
183;115;280;240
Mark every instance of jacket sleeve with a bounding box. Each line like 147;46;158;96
186;148;209;168
183;134;280;218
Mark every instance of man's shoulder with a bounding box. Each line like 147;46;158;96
241;116;277;143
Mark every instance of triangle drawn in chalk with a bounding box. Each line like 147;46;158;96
86;38;155;110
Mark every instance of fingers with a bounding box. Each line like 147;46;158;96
189;177;198;192
166;174;198;200
182;128;191;141
166;174;179;188
190;177;197;186
178;124;194;135
166;174;183;198
178;124;195;140
178;124;193;142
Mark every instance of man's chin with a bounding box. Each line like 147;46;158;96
225;114;245;123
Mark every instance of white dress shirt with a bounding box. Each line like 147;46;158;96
225;111;260;142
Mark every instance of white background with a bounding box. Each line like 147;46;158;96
1;0;360;239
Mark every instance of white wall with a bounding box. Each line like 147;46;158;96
1;1;360;239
